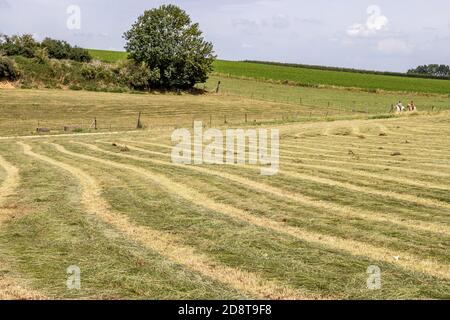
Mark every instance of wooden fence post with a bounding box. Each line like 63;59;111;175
216;81;221;94
136;112;142;129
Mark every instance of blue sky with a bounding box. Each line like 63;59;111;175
0;0;449;72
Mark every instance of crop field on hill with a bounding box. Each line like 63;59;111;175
0;109;449;299
85;49;450;94
88;49;128;63
213;60;450;95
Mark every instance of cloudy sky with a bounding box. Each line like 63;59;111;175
0;0;449;72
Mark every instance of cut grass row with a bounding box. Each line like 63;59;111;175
1;111;449;299
88;140;450;231
91;138;450;261
26;140;448;298
0;142;248;299
113;137;450;209
70;138;450;240
22;142;304;300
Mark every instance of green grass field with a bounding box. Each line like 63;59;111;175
88;49;128;63
213;60;450;95
205;75;450;114
1;48;449;300
86;49;450;94
0;86;448;137
1;104;449;299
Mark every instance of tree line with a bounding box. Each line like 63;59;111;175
407;64;450;78
0;5;216;90
0;34;92;62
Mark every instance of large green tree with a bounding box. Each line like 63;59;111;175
123;4;216;89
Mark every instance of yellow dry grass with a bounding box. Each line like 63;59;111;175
19;142;316;300
0;154;45;300
51;142;450;280
112;140;449;235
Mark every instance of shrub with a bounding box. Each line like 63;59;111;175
0;35;92;62
80;64;98;80
68;47;92;62
116;60;160;90
41;38;72;60
34;47;50;65
41;37;92;62
0;56;20;80
0;34;38;58
81;62;114;81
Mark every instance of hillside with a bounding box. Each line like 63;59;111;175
213;60;450;95
87;49;450;95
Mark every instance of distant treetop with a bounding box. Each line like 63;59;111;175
407;64;450;78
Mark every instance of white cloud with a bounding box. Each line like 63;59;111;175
377;38;413;54
347;5;388;37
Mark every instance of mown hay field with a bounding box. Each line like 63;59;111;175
0;96;449;299
0;84;448;137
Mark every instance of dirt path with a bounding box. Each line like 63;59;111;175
0;154;45;300
0;130;142;141
54;142;450;281
19;142;314;300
